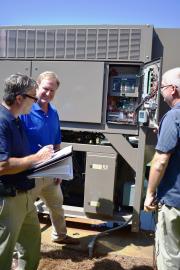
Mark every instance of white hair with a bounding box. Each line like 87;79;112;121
162;67;180;91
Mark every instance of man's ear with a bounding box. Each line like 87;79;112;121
15;94;24;105
172;85;178;96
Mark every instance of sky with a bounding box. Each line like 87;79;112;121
0;0;180;28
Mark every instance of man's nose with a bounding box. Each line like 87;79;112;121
45;90;51;96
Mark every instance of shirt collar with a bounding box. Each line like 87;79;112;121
32;102;52;111
0;104;16;121
172;102;180;110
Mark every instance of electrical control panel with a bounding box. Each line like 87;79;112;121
106;60;161;127
110;75;139;97
140;60;161;127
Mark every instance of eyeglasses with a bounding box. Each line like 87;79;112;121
160;85;173;91
23;94;38;102
160;84;177;92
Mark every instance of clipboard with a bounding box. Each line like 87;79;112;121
27;145;73;180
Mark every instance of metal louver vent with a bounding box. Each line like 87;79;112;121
17;30;26;57
130;29;141;60
46;30;55;58
0;30;6;57
119;29;130;59
56;29;65;58
76;29;86;59
66;29;76;58
87;29;97;59
97;29;108;59
36;30;45;58
108;29;118;59
0;26;152;62
27;30;35;58
7;30;16;57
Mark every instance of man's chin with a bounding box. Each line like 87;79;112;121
40;99;49;104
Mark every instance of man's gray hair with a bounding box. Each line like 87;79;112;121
3;73;37;105
162;67;180;92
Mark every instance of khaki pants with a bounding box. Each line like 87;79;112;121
32;177;67;240
155;204;180;270
0;192;41;270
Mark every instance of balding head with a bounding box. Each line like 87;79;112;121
162;68;180;92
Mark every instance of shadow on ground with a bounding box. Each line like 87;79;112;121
39;247;153;270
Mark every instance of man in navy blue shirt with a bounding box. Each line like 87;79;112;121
0;73;54;270
20;71;79;245
144;68;180;270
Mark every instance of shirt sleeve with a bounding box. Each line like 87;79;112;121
0;120;10;161
156;111;179;153
54;112;62;144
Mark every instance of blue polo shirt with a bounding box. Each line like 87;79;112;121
156;102;180;208
20;102;61;154
0;104;34;191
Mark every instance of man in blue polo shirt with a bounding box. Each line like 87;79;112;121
0;73;54;270
20;71;79;245
144;67;180;270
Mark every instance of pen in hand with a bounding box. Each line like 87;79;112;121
38;144;58;154
38;144;56;154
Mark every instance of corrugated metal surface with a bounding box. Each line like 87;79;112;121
0;25;152;61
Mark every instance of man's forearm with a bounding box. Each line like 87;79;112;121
0;155;40;175
144;151;171;211
147;151;170;195
0;145;54;176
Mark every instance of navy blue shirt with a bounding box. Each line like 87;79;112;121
20;102;61;154
156;102;180;208
0;104;34;191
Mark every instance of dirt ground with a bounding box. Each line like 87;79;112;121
37;218;154;270
38;243;154;270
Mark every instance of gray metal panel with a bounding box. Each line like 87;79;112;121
0;60;31;101
0;25;153;62
61;142;117;154
139;25;153;62
132;127;147;232
105;133;137;171
152;28;180;118
31;61;104;123
153;28;180;73
84;152;117;216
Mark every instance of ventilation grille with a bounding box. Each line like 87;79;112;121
0;27;143;61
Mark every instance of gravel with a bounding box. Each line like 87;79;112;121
38;243;154;270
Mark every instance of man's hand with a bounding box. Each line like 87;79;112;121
153;123;159;134
144;193;157;212
54;178;62;185
35;145;54;164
